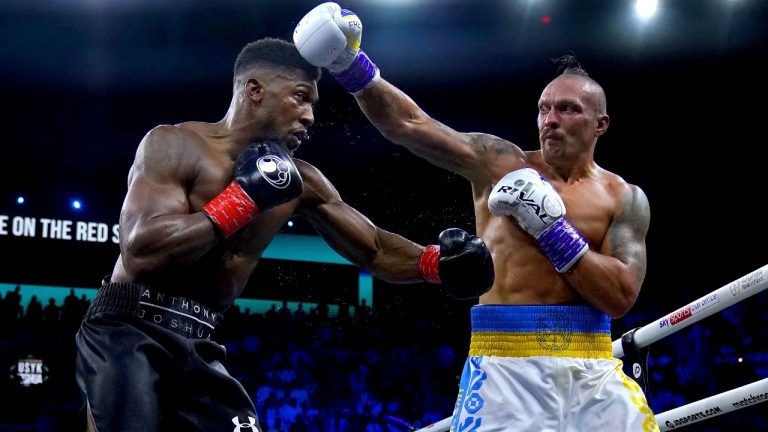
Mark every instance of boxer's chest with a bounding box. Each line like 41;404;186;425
557;182;616;248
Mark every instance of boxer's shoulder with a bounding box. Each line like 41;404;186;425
136;124;213;170
592;168;647;212
293;159;340;203
127;131;208;202
293;158;321;182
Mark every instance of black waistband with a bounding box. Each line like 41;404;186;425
87;282;223;340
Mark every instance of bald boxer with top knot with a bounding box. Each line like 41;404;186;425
75;37;494;432
294;4;657;431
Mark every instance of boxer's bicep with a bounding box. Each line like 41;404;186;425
358;81;510;182
296;163;422;281
602;185;650;288
308;200;422;282
296;163;379;266
121;174;189;237
117;129;215;273
122;129;192;232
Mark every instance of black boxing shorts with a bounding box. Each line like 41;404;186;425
75;281;261;432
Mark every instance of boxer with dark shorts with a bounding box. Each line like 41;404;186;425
294;5;657;430
75;38;495;431
77;283;248;431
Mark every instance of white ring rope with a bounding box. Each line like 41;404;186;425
413;263;768;432
612;263;768;358
656;377;768;430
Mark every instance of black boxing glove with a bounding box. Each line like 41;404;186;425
418;228;494;300
203;140;303;237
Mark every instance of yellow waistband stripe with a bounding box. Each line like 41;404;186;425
469;331;613;358
468;304;613;358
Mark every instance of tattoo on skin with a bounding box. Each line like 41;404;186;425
468;133;516;155
432;121;455;139
609;186;650;287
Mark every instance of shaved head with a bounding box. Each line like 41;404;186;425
550;55;607;115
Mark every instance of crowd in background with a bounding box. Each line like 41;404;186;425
0;285;766;431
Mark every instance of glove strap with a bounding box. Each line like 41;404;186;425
537;218;589;273
333;50;380;94
418;245;441;284
202;180;259;238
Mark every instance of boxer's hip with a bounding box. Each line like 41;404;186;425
450;305;657;431
85;281;223;340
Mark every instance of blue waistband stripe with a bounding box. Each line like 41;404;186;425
471;304;611;334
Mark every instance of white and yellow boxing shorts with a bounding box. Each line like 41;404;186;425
450;304;659;432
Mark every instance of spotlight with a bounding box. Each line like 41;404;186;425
287;220;294;228
635;0;658;19
71;199;83;210
16;196;25;205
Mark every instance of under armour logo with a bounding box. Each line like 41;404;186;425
232;416;259;432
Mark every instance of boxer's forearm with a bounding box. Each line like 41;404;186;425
120;213;219;276
563;251;641;319
365;230;424;283
356;79;428;145
567;185;649;318
356;80;483;177
307;205;424;283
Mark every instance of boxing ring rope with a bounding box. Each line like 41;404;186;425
655;377;768;430
410;263;768;432
611;263;768;359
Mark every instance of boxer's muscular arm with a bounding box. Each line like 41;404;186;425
295;161;423;283
119;126;219;278
356;80;519;184
292;4;522;182
564;185;650;318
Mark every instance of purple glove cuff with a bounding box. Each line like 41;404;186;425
537;218;589;273
333;50;379;93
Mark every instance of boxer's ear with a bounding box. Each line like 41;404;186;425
245;79;265;104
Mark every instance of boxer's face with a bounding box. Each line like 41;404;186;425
253;72;318;156
537;75;601;161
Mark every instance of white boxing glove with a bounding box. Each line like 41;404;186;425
488;168;588;272
293;2;379;94
293;2;348;68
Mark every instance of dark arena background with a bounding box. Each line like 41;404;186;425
1;0;767;431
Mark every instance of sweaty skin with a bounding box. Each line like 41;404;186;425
355;74;650;318
111;68;423;311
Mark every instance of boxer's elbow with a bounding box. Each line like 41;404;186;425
376;110;431;148
610;279;641;319
121;248;163;278
120;235;168;278
608;300;632;319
